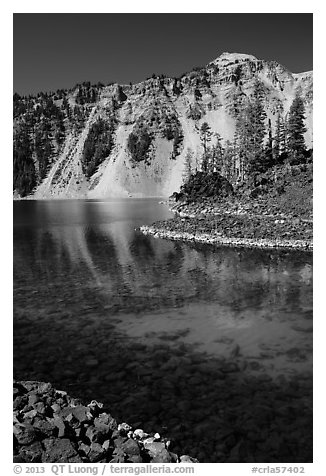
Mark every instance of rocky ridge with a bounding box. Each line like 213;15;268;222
13;381;199;463
14;52;313;199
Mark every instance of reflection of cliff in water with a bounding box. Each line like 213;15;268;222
14;207;312;378
14;213;312;315
13;200;313;463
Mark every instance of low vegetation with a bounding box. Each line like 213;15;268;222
127;128;153;163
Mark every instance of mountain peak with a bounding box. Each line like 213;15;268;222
209;52;259;65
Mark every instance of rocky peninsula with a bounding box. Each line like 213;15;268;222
140;166;313;251
13;381;198;464
140;199;313;250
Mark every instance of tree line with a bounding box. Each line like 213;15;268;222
183;82;310;186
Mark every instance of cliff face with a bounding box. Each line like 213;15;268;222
14;52;313;199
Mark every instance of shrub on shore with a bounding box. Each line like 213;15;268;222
173;171;234;203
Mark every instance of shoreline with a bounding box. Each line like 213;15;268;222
13;195;169;202
139;200;313;251
140;225;313;250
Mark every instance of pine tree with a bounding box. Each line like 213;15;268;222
194;152;200;173
222;140;236;182
76;86;85;105
200;122;212;172
246;81;267;174
182;148;194;184
287;93;307;162
62;97;71;120
210;133;224;174
264;118;274;170
234;107;250;181
233;81;266;179
282;114;288;156
273;113;282;161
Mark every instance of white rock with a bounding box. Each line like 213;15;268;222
133;429;148;439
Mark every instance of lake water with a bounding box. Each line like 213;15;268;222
13;199;313;462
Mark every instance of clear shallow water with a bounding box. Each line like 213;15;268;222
14;199;313;462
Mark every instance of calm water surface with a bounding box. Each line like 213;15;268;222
13;199;313;462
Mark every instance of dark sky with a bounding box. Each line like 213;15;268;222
13;13;313;96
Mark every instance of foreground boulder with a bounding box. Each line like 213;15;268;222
13;381;199;463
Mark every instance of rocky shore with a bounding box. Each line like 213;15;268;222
13;381;198;464
140;199;313;251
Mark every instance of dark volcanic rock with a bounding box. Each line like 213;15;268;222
13;422;37;445
19;441;43;462
121;438;141;456
33;418;57;438
86;424;111;444
42;438;82;463
52;416;66;438
13;380;198;463
88;442;107;462
71;405;91;423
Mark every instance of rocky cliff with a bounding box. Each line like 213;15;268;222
13;52;313;199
